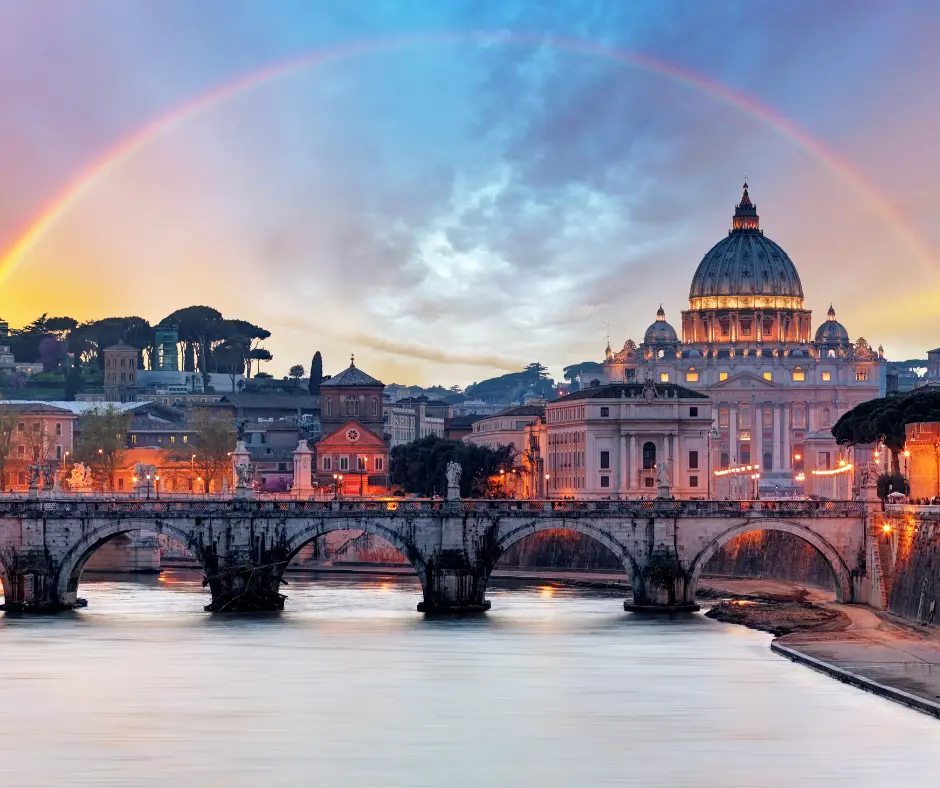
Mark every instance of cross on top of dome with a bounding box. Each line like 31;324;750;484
827;304;837;321
656;304;666;321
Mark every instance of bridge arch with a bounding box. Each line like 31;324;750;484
55;520;209;606
279;518;429;594
492;518;641;589
0;552;11;604
687;519;854;603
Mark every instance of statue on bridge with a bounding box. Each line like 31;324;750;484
68;463;93;492
445;461;462;500
656;460;672;499
41;463;55;490
235;462;256;488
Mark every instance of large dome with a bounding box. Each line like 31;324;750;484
688;184;804;302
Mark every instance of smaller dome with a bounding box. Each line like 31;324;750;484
644;305;678;344
815;304;849;344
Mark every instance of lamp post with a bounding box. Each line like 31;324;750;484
545;473;551;499
155;474;160;500
145;473;152;500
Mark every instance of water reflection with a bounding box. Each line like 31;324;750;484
0;572;938;787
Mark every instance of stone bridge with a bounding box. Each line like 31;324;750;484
0;498;879;614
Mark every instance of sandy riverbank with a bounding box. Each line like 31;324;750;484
698;577;940;718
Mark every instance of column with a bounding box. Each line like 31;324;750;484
752;403;763;469
618;434;627;493
629;435;638;491
756;311;763;343
772;404;782;472
729;404;738;465
781;403;791;472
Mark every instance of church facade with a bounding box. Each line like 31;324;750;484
597;184;886;496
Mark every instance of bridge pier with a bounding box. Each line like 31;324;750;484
626;549;699;613
417;566;490;614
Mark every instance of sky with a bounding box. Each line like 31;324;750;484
0;0;939;386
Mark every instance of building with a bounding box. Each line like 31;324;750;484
315;357;390;496
444;414;484;442
153;324;180;372
598;183;886;496
384;403;417;447
319;356;385;439
0;403;78;488
523;380;712;499
102;342;139;402
0;320;15;373
905;422;940;501
465;404;545;455
387;396;445;441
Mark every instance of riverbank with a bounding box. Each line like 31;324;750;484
699;577;940;719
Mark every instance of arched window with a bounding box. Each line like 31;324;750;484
642;442;656;470
827;349;836;358
345;397;359;417
720;452;729;469
326;399;333;417
822;408;831;428
763;452;773;471
718;408;729;428
372;398;378;417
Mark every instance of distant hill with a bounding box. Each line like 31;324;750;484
465;363;554;404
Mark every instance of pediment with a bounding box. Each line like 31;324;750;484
316;420;386;449
709;371;778;389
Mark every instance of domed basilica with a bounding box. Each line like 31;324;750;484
600;183;885;494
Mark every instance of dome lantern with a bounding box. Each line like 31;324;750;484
731;181;760;233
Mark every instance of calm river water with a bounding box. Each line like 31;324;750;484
1;571;938;787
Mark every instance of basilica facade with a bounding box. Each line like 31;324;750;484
597;184;886;496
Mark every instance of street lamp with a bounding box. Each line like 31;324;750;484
544;473;551;499
145;473;152;500
155;474;160;500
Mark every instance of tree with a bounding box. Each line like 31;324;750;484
74;405;132;491
390;436;515;497
185;408;236;492
289;364;305;380
248;347;273;377
832;389;940;473
877;472;909;500
215;335;250;393
309;351;323;395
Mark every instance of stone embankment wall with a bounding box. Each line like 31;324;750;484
702;531;835;590
884;512;940;624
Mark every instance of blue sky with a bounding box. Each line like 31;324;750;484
1;0;939;385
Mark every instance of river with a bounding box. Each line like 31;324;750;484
1;571;938;787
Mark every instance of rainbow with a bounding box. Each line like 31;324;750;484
1;31;934;287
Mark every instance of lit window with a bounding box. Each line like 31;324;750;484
170;435;176;445
659;373;669;382
763;372;772;381
822;371;831;382
793;369;805;382
856;369;868;382
719;372;728;381
183;435;188;444
130;434;137;444
686;371;699;383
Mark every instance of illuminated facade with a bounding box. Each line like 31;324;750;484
599;184;886;496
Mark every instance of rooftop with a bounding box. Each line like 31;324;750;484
557;383;708;401
321;356;383;388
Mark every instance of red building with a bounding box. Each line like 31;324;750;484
315;357;390;496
